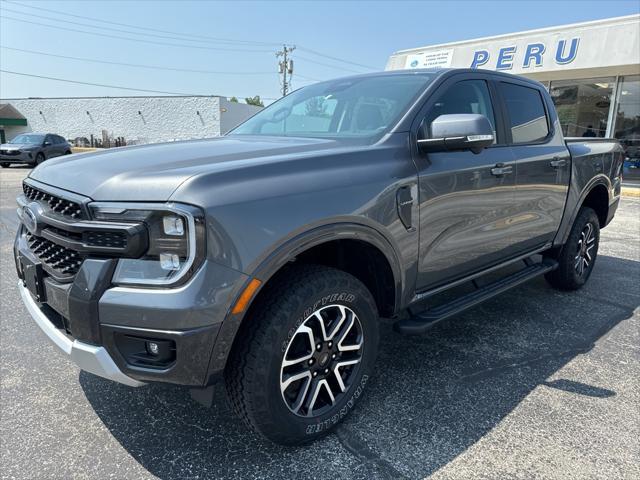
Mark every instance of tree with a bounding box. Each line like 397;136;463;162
245;95;264;107
305;97;328;117
229;96;239;103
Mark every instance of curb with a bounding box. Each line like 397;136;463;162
621;187;640;198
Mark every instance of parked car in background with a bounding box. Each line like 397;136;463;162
0;133;72;168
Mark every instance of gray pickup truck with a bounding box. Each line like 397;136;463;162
14;69;623;445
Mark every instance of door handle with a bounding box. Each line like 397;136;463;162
490;164;513;177
550;157;567;168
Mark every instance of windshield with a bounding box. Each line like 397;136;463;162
230;74;434;139
9;134;45;144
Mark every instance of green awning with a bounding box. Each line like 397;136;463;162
0;103;27;126
0;117;27;126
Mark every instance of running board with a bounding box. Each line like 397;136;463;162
394;259;558;335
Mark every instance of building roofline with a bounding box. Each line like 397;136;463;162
392;14;640;55
0;95;223;101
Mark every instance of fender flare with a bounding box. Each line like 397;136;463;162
206;221;404;379
555;174;611;246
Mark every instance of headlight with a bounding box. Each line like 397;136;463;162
89;202;206;287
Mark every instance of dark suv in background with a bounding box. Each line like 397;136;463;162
0;133;72;168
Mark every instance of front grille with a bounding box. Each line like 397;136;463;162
86;231;127;249
26;232;83;277
23;183;84;219
1;149;21;156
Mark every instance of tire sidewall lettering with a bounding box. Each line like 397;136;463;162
304;374;369;435
281;292;356;353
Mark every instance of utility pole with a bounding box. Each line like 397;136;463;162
276;45;295;97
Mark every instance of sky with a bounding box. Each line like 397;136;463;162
1;0;639;103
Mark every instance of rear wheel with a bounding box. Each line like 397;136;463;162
545;207;600;290
226;265;379;445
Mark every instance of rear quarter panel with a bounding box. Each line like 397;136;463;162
554;139;624;245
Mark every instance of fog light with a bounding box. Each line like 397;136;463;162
147;341;160;356
163;215;184;235
159;253;180;271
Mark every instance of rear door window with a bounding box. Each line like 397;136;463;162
499;82;550;144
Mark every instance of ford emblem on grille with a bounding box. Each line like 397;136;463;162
22;205;38;235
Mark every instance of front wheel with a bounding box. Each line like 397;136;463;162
35;153;45;165
0;162;8;168
226;265;379;445
545;207;600;290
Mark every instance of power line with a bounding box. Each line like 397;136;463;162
297;46;377;71
296;55;368;74
0;16;273;53
1;0;281;47
0;69;279;100
295;73;324;82
0;46;275;75
0;6;272;47
2;0;378;74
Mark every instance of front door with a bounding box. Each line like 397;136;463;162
414;76;519;291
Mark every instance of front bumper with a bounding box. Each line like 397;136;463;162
18;280;144;387
0;151;33;163
15;228;247;387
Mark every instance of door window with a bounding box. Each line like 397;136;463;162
423;79;497;142
500;82;550;144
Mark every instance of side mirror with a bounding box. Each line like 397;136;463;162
418;114;494;154
43;141;51;146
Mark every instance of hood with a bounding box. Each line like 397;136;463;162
29;135;344;201
1;143;36;150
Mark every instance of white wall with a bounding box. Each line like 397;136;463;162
3;96;246;145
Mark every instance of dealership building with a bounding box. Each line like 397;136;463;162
387;14;640;174
0;95;261;146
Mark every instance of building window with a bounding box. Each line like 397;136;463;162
613;75;640;177
549;77;615;138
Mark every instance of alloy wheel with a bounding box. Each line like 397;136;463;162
575;222;596;276
280;304;364;417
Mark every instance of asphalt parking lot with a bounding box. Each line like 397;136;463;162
1;166;639;480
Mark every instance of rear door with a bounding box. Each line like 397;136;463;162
496;80;571;252
413;74;519;290
43;135;56;158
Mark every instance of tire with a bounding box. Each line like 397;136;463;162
226;264;379;445
0;163;8;168
65;150;72;155
545;207;600;290
35;153;45;165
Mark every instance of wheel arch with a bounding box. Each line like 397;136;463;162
248;222;403;317
555;175;611;247
581;182;609;227
208;222;404;380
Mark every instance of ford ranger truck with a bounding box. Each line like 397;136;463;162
14;69;624;445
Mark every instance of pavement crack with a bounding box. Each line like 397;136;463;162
335;425;408;480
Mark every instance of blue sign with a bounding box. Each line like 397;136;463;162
470;38;579;70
